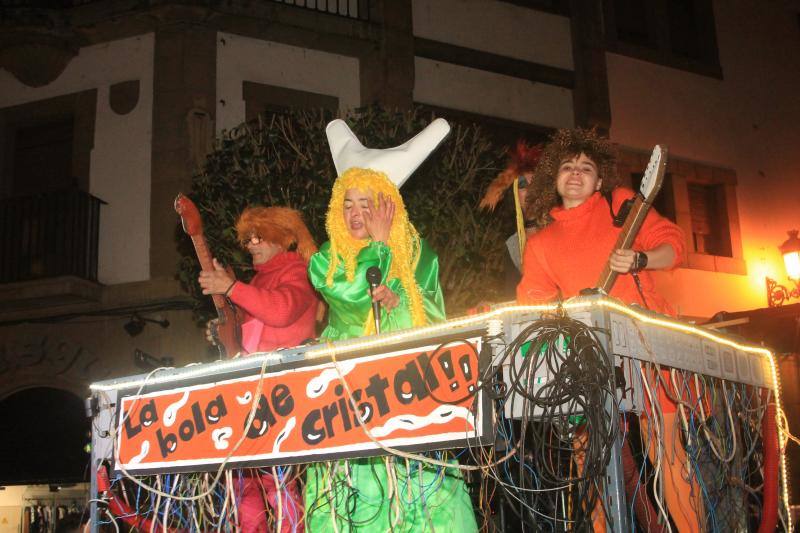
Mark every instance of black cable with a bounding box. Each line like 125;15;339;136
631;271;650;310
488;313;618;531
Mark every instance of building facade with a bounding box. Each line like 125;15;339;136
1;0;799;522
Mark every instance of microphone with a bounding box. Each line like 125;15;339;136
366;266;382;334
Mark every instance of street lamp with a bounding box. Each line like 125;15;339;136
766;230;800;307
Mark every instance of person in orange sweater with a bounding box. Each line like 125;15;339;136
516;128;703;532
516;128;683;312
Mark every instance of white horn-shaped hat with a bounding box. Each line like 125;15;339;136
326;118;451;188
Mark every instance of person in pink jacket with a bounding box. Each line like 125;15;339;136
199;205;319;533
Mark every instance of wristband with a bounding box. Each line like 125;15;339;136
224;280;236;297
632;251;648;273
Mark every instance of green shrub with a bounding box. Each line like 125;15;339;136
177;106;513;321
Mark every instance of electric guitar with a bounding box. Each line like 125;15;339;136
174;193;243;358
595;145;668;294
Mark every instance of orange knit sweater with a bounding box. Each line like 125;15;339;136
517;188;685;315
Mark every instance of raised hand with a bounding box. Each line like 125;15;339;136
205;319;220;345
364;192;395;243
198;258;236;295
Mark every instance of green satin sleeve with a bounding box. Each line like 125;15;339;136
308;240;392;341
415;239;446;325
308;239;446;341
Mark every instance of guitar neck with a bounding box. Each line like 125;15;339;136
190;234;227;310
596;196;650;293
595;144;667;296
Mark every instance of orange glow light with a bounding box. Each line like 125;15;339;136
784;251;800;280
779;230;800;279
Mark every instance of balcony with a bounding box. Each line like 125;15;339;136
0;0;370;20
0;189;104;313
272;0;368;20
0;0;96;5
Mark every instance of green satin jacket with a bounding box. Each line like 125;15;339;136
308;239;446;340
304;239;478;533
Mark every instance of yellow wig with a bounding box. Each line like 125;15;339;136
324;168;427;329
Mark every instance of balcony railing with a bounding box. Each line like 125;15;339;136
0;0;370;19
272;0;368;21
0;0;97;7
0;189;104;284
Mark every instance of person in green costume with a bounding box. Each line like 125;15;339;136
308;170;445;340
303;120;479;532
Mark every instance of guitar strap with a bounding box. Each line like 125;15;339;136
603;189;634;228
602;188;652;308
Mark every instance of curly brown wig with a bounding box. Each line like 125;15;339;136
523;128;619;228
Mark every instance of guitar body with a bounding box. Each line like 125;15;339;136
175;193;243;358
595;145;668;294
210;303;242;359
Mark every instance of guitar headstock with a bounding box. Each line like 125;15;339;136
639;145;669;203
174;193;203;236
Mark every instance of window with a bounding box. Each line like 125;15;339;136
415;104;553;149
12;117;75;196
603;0;722;78
612;0;654;49
0;91;101;283
620;148;744;275
0;90;96;198
242;82;339;123
687;182;731;257
499;0;570;16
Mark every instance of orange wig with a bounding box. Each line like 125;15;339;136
235;206;317;262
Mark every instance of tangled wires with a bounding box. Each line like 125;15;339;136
493;313;618;531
